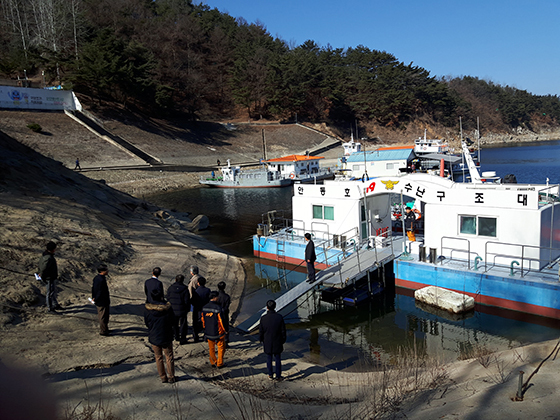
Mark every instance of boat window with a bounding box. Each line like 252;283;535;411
459;215;497;237
386;163;394;170
313;205;323;219
478;217;497;237
353;165;360;171
459;216;477;235
313;205;334;221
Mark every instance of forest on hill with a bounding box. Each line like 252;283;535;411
1;0;559;135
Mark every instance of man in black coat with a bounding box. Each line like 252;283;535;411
166;274;190;344
92;263;111;336
38;241;60;311
304;233;317;283
145;267;164;304
259;299;287;380
192;276;211;342
144;289;176;383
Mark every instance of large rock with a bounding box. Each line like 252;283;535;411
414;286;474;313
187;214;209;231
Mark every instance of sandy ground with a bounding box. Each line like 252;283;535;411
1;109;560;419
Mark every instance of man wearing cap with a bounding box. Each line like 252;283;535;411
92;263;111;336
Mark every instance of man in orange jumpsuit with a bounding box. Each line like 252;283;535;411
201;291;227;368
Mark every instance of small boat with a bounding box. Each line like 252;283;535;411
199;159;292;188
264;154;334;183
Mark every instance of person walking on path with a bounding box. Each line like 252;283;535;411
304;233;316;283
92;263;111;336
145;267;164;304
74;158;81;171
187;265;202;299
216;281;231;346
202;291;227;368
167;274;190;344
259;299;287;381
38;241;60;312
192;276;211;342
144;289;176;384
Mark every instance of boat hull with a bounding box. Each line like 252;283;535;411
200;179;292;188
395;259;560;319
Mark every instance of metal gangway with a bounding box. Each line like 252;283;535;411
236;235;405;333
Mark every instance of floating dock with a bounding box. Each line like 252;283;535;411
237;236;405;333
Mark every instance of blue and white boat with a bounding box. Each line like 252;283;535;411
253;141;560;320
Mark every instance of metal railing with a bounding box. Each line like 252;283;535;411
484;241;560;278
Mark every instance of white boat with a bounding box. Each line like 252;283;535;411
252;141;560;320
264;154;334;183
199;159;292;188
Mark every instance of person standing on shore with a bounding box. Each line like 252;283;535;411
216;281;231;346
167;274;190;344
202;291;227;368
144;289;176;384
74;158;81;171
91;263;110;336
304;233;316;283
38;241;60;312
192;276;210;342
187;265;202;299
259;299;286;381
145;267;164;304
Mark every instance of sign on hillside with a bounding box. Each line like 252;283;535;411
0;86;82;111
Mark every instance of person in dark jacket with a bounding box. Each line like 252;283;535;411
144;267;164;304
192;277;211;342
38;241;60;312
216;281;231;346
144;289;176;383
201;291;226;368
92;263;110;336
259;299;287;380
304;233;317;283
166;274;190;344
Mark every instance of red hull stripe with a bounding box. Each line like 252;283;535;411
396;278;560;319
253;250;329;270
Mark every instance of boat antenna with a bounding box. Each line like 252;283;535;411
477;116;481;164
261;129;267;161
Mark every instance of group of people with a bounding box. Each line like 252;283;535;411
38;242;288;384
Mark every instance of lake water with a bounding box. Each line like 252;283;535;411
147;140;560;368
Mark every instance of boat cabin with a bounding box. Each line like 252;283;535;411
342;136;362;156
345;146;414;179
291;172;560;270
265;154;325;178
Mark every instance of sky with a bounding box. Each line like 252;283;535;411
201;0;560;97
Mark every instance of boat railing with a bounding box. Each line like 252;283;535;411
440;237;479;269
484;241;560;278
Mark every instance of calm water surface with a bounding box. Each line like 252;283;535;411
147;140;560;368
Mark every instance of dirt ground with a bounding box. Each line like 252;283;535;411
2;109;560;420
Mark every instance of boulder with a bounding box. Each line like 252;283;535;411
414;286;474;314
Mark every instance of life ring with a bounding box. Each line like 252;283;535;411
422;146;427;150
290;172;295;179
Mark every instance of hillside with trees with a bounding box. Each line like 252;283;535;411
1;0;559;137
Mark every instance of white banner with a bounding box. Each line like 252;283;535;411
0;86;82;111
